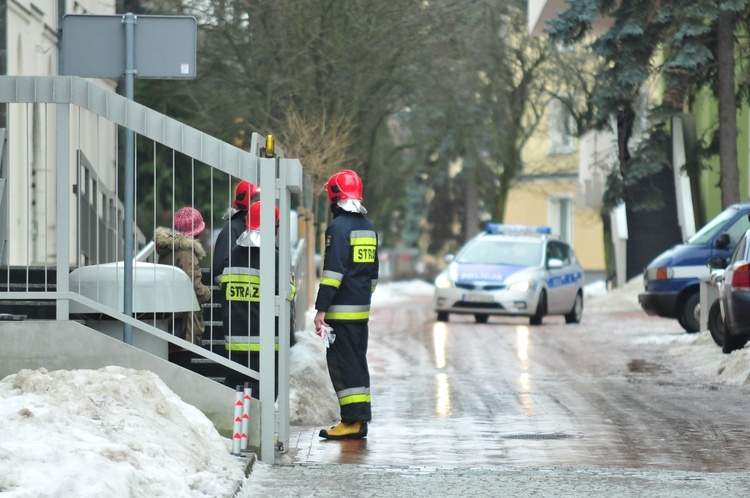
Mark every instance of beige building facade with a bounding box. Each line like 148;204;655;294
505;177;606;277
504;91;606;280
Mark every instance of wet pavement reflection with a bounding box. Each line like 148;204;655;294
283;296;750;472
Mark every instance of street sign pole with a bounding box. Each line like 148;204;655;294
122;13;136;345
61;13;196;346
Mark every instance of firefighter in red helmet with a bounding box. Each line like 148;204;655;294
212;181;261;345
220;201;281;394
212;180;261;279
232;181;261;212
314;169;379;439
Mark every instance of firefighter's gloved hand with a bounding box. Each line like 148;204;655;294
318;325;335;348
318;324;332;339
314;310;328;332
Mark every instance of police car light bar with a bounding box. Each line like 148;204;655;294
486;223;552;235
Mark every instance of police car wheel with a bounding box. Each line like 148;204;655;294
474;314;489;324
437;312;449;322
707;300;724;347
679;293;701;333
530;291;547;326
564;292;583;324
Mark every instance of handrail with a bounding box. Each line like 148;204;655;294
1;291;259;379
0;76;258;181
135;240;156;262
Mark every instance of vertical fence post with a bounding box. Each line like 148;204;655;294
258;154;277;463
276;158;293;453
56;101;70;320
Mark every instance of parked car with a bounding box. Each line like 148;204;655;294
639;203;750;333
433;224;584;325
707;267;726;347
708;224;750;354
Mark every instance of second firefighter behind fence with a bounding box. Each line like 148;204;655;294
219;201;281;396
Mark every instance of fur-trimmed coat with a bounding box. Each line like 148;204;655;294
154;227;211;347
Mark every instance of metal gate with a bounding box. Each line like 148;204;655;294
0;75;304;463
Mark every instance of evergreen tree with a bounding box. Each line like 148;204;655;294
546;0;750;211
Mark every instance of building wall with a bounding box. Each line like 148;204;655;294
509;93;606;276
6;0;117;266
528;0;613;36
505;178;605;273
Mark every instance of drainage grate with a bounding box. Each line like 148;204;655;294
499;434;580;440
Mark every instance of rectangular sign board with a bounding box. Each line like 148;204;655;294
61;15;197;79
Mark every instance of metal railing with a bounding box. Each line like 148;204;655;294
0;75;308;463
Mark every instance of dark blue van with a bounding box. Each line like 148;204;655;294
639;203;750;332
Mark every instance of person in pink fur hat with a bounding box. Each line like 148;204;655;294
154;207;212;365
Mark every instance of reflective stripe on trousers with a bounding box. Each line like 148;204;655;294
326;319;372;422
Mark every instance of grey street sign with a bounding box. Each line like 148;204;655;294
61;15;197;79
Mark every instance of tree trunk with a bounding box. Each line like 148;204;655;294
717;6;740;208
494;153;518;224
463;168;480;240
600;210;616;287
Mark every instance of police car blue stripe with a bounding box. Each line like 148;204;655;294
547;272;583;288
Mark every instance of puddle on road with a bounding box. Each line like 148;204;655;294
627;359;669;374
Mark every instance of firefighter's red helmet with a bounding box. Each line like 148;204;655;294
246;201;280;230
233;181;261;211
324;170;363;204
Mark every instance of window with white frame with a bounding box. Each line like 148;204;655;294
547;97;576;155
549;195;573;245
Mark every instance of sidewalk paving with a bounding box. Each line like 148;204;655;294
238;462;750;498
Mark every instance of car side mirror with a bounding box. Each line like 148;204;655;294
547;258;564;269
444;254;454;264
707;256;727;269
716;233;731;249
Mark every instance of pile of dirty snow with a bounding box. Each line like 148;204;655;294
0;367;246;497
584;277;642;312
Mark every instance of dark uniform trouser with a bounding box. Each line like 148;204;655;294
326;319;371;423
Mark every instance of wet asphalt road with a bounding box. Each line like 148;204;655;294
245;294;750;496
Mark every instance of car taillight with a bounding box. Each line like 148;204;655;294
731;263;750;291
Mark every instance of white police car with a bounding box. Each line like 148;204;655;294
433;224;585;325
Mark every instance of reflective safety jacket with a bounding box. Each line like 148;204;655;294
315;211;379;320
212;212;247;281
220;245;280;352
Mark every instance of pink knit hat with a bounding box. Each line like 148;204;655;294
173;207;205;237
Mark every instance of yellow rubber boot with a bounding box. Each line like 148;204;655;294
319;421;368;440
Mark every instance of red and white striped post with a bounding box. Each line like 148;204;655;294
241;383;252;451
232;385;243;455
